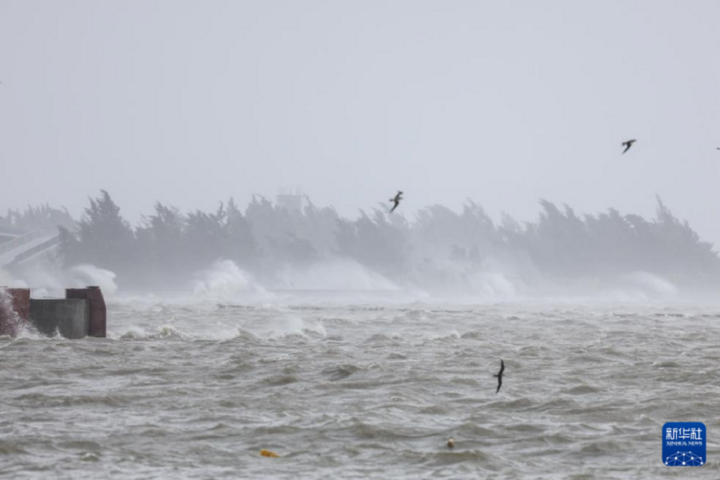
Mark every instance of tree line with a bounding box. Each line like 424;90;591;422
30;190;720;289
0;204;75;235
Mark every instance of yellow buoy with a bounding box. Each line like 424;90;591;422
260;449;280;458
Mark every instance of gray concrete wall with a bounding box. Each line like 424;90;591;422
30;299;89;339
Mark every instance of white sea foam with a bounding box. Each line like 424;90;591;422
193;260;272;303
277;258;399;291
67;264;119;297
1;263;119;298
625;271;678;296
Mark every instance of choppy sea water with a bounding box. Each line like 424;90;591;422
2;291;720;479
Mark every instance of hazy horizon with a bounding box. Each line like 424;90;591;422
2;1;719;242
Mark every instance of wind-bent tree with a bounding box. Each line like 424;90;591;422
52;190;720;289
58;190;136;282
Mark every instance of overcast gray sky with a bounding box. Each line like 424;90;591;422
1;1;719;242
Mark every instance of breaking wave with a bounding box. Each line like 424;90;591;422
193;260;272;303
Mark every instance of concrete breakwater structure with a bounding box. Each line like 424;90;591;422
0;287;106;339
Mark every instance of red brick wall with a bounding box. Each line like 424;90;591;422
0;288;30;336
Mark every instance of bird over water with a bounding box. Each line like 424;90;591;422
621;139;636;154
494;359;505;394
389;191;403;213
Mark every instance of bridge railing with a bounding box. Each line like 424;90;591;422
0;231;48;257
7;236;61;267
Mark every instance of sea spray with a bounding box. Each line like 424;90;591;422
193;260;271;302
0;268;27;288
277;258;400;291
0;289;41;339
466;271;517;298
0;288;20;336
1;263;118;298
624;271;678;296
67;264;119;298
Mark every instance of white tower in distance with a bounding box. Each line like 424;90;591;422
276;188;307;213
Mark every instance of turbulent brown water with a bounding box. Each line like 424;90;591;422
2;292;720;479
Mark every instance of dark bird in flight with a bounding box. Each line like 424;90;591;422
621;139;636;154
494;359;505;394
389;191;403;213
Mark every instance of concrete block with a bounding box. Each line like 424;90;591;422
66;286;106;338
29;299;89;339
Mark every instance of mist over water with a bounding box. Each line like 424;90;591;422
4;191;720;306
276;258;401;292
193;260;271;303
2;289;720;479
1;263;118;300
3;233;720;478
7;205;718;472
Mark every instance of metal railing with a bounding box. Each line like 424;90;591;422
6;236;60;267
0;231;48;257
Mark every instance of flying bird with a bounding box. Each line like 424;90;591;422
621;139;636;154
494;359;505;394
389;191;403;213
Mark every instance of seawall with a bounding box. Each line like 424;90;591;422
0;287;106;339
